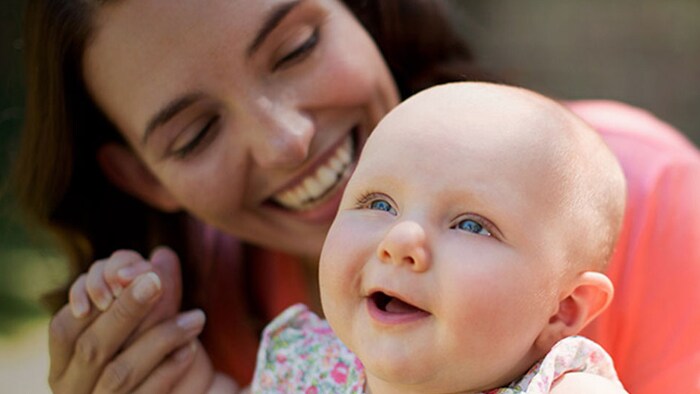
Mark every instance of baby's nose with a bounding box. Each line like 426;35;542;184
376;220;430;272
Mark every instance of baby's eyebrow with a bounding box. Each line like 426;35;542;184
247;0;303;57
142;92;204;145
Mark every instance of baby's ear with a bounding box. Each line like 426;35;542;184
535;272;613;352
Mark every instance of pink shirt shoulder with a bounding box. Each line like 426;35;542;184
568;100;700;394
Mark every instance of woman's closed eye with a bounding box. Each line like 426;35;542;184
170;115;221;159
272;26;319;71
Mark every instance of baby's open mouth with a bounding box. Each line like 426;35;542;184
272;130;355;211
370;291;428;315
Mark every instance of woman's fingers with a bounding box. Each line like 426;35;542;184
127;246;183;342
93;310;206;393
55;272;164;394
48;303;101;387
132;342;199;394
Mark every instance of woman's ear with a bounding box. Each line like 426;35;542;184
535;272;614;352
97;142;181;213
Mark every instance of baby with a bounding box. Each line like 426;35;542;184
76;82;628;393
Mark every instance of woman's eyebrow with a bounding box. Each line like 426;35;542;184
247;0;303;57
142;92;204;145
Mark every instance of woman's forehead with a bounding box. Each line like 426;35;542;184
82;0;311;143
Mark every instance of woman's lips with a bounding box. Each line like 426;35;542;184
367;291;430;325
272;131;355;211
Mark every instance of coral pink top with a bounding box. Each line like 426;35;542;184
196;100;700;393
569;100;700;394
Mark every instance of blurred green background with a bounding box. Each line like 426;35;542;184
0;1;698;392
1;0;68;335
2;1;66;392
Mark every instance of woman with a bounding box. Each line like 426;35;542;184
14;0;700;393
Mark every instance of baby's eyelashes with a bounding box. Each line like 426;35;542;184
354;191;398;215
454;218;491;237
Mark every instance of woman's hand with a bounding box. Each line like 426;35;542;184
69;248;183;339
48;248;206;393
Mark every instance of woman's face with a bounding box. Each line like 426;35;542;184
83;0;400;258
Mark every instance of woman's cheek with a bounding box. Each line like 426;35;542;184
308;18;393;106
157;157;242;220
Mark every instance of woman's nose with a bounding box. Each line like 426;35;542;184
377;220;430;272
248;98;314;169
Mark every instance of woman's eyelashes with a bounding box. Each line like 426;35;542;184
163;27;320;159
170;115;221;159
272;27;319;71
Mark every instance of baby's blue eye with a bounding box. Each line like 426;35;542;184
370;199;395;213
355;192;398;215
457;219;491;236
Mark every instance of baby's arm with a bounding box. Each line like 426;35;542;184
550;372;629;394
69;249;242;393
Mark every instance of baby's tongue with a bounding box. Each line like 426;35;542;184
385;297;419;314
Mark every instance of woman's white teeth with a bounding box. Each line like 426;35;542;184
303;177;324;197
318;167;337;185
329;157;344;172
274;136;353;210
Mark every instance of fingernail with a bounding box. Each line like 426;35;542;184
71;299;90;318
95;293;113;311
172;341;196;362
176;309;205;332
132;272;161;304
110;283;123;297
117;261;152;281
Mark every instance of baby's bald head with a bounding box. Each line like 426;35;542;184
366;82;626;273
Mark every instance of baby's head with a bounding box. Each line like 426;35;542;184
320;82;626;393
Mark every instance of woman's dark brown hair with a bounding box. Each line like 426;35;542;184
13;0;494;311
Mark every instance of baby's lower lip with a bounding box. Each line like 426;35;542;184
366;294;430;325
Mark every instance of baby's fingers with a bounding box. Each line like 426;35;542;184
86;260;114;312
69;274;91;318
103;250;152;297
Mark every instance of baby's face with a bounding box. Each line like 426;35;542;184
319;83;581;392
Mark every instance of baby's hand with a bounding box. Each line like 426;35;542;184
69;250;154;318
69;251;235;393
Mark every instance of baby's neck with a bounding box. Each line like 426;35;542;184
364;375;486;394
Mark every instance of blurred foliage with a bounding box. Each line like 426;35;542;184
453;0;700;144
1;0;65;336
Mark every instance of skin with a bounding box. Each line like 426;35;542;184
53;0;399;392
320;83;623;393
72;83;625;393
83;0;400;261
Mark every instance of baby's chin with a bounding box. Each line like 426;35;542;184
362;359;525;394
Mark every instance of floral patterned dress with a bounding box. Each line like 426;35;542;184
250;304;623;393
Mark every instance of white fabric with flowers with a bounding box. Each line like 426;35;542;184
250;304;622;393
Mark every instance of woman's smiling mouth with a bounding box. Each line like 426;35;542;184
272;132;355;211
